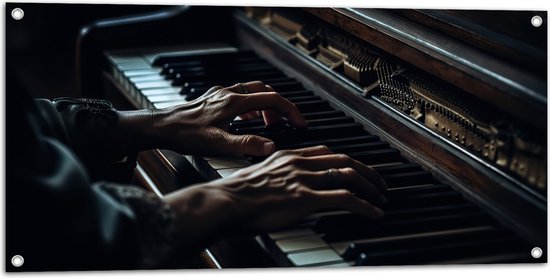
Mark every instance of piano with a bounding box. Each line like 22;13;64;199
93;7;547;267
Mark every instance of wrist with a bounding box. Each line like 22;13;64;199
116;108;169;152
163;183;239;242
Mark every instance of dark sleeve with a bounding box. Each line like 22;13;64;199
37;97;136;181
6;96;180;271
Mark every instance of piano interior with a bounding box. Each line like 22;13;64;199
62;5;550;267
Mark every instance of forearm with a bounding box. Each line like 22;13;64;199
115;109;167;153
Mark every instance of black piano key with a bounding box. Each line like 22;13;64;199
282;135;379;149
319;211;491;243
342;225;506;261
372;163;422;175
152;50;259;66
277;90;316;98
164;58;281;79
386;184;452;197
284;95;323;102
315;204;479;238
305;117;355;126
268;81;304;92
160;61;203;75
330;142;390;153
381;203;481;222
355;237;527;265
276;123;363;142
163;59;273;75
348;149;402;165
382;171;434;188
261;77;300;85
295;100;332;112
385;190;466;209
180;77;299;97
172;69;283;86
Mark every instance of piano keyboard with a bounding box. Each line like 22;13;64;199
107;48;537;266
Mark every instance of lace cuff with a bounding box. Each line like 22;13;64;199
52;98;135;181
95;183;177;268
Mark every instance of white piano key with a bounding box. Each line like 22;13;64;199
124;68;161;77
154;100;188;109
287;249;344;266
276;234;328;253
130;74;167;83
208;157;251;170
217;168;243;178
268;228;316;240
141;87;182;96
108;54;143;64
134;80;174;90
117;61;150;70
148;94;187;103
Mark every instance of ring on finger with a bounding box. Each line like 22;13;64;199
325;168;339;183
238;83;249;94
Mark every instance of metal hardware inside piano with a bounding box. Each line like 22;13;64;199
100;7;547;267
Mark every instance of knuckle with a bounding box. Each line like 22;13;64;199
336;153;351;163
342;167;357;176
266;91;279;98
295;185;313;199
225;93;240;103
274;149;291;157
285;155;303;166
290;102;298;111
318;145;330;152
240;134;254;145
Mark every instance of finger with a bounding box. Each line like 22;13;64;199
216;129;276;156
237;92;307;127
261;85;285;125
239;111;262;120
300;154;387;193
226;81;268;94
304;167;386;206
288;145;333;157
312;189;384;219
262;109;283;126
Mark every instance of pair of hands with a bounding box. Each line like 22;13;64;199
119;81;386;244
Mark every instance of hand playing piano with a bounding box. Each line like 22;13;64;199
118;81;307;157
164;145;386;242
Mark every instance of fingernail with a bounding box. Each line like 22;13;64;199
263;142;275;155
373;207;384;218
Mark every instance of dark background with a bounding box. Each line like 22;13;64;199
6;3;171;99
